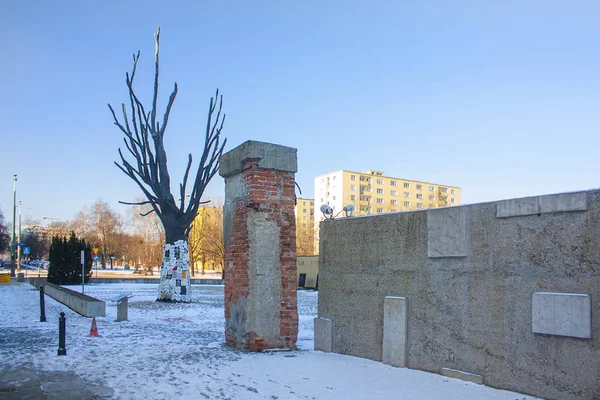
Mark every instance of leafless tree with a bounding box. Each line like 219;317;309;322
188;204;224;276
108;27;226;246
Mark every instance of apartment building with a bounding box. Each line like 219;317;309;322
295;198;315;255
313;170;461;250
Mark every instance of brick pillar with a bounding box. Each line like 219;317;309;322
219;141;298;350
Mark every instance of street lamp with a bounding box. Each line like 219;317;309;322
10;174;17;277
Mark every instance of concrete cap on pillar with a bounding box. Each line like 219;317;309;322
219;140;298;178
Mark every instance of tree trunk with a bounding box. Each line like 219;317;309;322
157;217;191;302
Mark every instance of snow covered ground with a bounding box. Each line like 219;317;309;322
0;283;540;399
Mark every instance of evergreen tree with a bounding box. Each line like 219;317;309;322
47;232;93;285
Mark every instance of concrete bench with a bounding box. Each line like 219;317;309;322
111;293;132;321
28;279;105;318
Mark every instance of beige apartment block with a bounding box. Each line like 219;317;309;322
313;170;461;251
295;198;315;255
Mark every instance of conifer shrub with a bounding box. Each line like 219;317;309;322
47;232;93;285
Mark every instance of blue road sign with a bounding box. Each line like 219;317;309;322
23;247;30;255
94;255;99;261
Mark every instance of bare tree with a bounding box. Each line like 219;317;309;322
188;205;224;276
108;28;226;301
88;200;122;269
128;197;164;274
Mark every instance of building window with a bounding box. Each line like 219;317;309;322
416;194;423;199
451;198;455;203
429;186;434;191
351;175;356;181
303;201;306;205
404;192;410;197
403;201;410;207
377;179;384;185
390;181;397;186
377;208;383;213
360;196;370;202
416;184;422;190
351;185;356;191
351;195;356;201
320;198;324;203
377;188;383;194
303;223;307;227
332;196;336;200
303;209;307;213
404;182;410;188
333;176;336;180
360;176;370;182
303;216;307;220
429;195;435;201
377;198;384;204
310;201;314;206
391;200;397;205
391;190;397;196
440;187;448;193
417;203;423;209
451;189;455;195
390;209;396;212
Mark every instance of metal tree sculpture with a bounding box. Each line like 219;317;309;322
108;28;226;301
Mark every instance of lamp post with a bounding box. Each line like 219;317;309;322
10;174;17;277
17;201;22;273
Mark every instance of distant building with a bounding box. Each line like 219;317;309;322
295;198;315;256
313;170;461;250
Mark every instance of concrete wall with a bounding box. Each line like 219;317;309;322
297;256;318;288
317;190;600;400
30;279;105;317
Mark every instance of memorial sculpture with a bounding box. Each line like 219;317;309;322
108;28;226;302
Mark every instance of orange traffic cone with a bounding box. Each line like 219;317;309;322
89;317;99;337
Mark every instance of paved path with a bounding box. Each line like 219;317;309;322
0;361;113;399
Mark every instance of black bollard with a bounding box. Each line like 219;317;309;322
39;286;46;322
57;312;66;356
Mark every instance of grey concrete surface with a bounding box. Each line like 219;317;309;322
30;280;105;317
382;296;407;368
538;192;587;213
222;172;244;248
441;368;484;385
0;363;113;399
219;140;298;178
496;195;540;218
532;292;591;338
427;206;469;258
246;212;282;343
116;296;128;322
318;189;600;400
313;317;332;352
496;191;587;218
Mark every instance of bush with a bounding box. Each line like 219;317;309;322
47;232;93;285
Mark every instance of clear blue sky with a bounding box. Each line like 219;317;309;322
1;0;599;225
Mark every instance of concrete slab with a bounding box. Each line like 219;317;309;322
314;317;332;352
219;140;298;177
382;296;408;368
497;192;587;218
441;368;484;384
427;207;469;258
532;292;592;338
496;196;539;218
538;192;587;213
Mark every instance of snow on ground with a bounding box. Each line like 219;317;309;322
0;283;540;400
